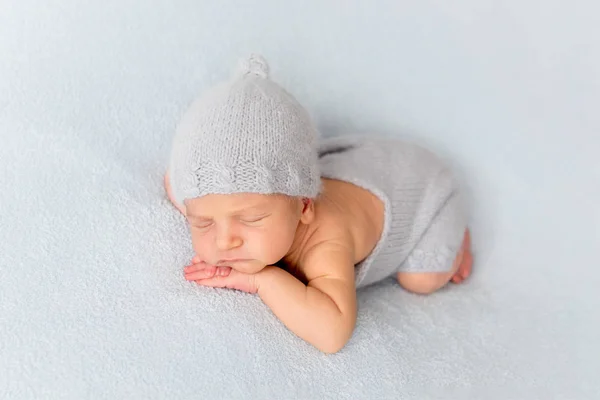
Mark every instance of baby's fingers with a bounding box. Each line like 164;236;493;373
184;260;211;273
191;255;202;264
185;266;232;281
184;265;217;280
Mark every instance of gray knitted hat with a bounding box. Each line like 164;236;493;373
168;54;321;206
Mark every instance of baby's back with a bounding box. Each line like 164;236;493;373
297;135;464;288
314;178;385;266
286;177;385;287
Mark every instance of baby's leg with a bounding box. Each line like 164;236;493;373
395;189;472;295
397;229;472;294
164;173;186;216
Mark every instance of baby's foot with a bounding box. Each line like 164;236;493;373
451;229;473;284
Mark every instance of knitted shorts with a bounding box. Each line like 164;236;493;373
317;135;468;289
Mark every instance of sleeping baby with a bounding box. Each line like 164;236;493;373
165;54;473;354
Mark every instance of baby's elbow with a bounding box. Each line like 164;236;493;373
315;325;353;354
316;338;347;354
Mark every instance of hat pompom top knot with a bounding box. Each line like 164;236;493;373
239;53;269;78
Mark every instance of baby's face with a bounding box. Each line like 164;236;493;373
184;193;304;274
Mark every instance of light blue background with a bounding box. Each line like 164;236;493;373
1;1;598;398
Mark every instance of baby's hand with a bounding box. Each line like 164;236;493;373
184;257;232;281
184;256;260;294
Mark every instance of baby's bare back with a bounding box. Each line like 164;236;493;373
295;178;385;273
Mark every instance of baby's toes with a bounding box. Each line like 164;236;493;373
461;251;473;279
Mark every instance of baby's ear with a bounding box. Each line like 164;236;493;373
299;197;315;224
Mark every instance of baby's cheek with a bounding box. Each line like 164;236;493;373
190;234;212;258
259;232;294;262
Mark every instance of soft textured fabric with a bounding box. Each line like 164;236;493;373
318;135;467;288
167;54;321;205
3;1;599;398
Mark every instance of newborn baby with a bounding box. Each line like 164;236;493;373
165;54;473;354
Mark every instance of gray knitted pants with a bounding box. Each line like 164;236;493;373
318;135;467;289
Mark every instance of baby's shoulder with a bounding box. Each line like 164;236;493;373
294;209;360;282
297;236;356;285
315;179;385;264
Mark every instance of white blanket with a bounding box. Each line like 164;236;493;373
1;1;598;398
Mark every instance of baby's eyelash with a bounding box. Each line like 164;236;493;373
239;215;268;223
192;221;213;229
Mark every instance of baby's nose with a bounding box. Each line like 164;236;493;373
215;231;243;251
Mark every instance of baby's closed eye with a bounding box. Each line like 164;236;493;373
190;219;212;226
238;214;270;225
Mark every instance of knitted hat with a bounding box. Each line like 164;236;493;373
168;54;321;206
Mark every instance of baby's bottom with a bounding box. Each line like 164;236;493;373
396;229;473;295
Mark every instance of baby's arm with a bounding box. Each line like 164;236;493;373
256;243;357;354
